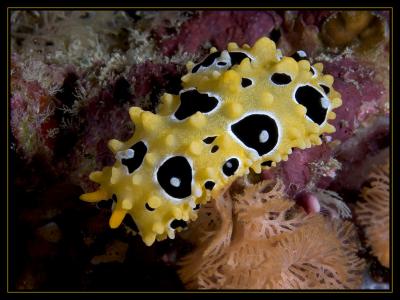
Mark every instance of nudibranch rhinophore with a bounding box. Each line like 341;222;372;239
80;37;342;246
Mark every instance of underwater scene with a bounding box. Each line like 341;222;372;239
9;10;390;290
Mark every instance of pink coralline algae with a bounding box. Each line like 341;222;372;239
155;11;282;56
10;55;66;162
323;57;388;142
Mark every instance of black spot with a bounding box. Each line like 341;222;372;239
294;85;328;125
203;136;217;144
174;90;219;120
222;158;239;177
194;204;201;210
229;52;251;66
241;78;252;88
123;214;139;232
271;73;292;85
191;51;251;73
145;203;155;211
310;67;316;76
205;181;215;190
192;51;221;73
231;114;279;156
320;84;330;95
157;156;192;199
261;161;273;167
269;28;281;43
211;145;219;153
291;50;308;61
121;141;147;173
170;219;188;229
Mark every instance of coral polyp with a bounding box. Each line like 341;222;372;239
356;161;389;268
179;180;365;289
80;37;342;246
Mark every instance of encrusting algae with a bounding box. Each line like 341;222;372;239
320;11;387;53
179;180;365;289
80;36;342;246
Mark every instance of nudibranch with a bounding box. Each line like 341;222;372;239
80;37;342;246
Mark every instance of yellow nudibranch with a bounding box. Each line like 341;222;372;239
81;37;342;246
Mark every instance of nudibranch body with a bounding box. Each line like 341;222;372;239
81;37;342;246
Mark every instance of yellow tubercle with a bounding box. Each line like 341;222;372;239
328;111;337;120
185;61;194;72
188;112;207;128
224;102;243;119
322;74;334;85
131;174;142;185
210;46;218;53
80;189;108;202
211;70;221;79
227;42;239;51
108;139;125;153
251;37;276;62
273;57;299;76
288;127;301;139
298;60;311;70
324;124;336;133
313;62;324;72
121;198;133;210
145;153;158;166
128;107;142;123
332;97;343;108
295;105;307;116
188;140;203;156
172;207;182;219
110;210;127;228
260;92;274;107
157;93;177;115
143;233;156;246
307;123;320;134
220;70;241;90
164;134;176;147
89;171;103;183
152;222;164;234
236;58;252;73
181;74;191;83
148;196;162;208
141;111;161;131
